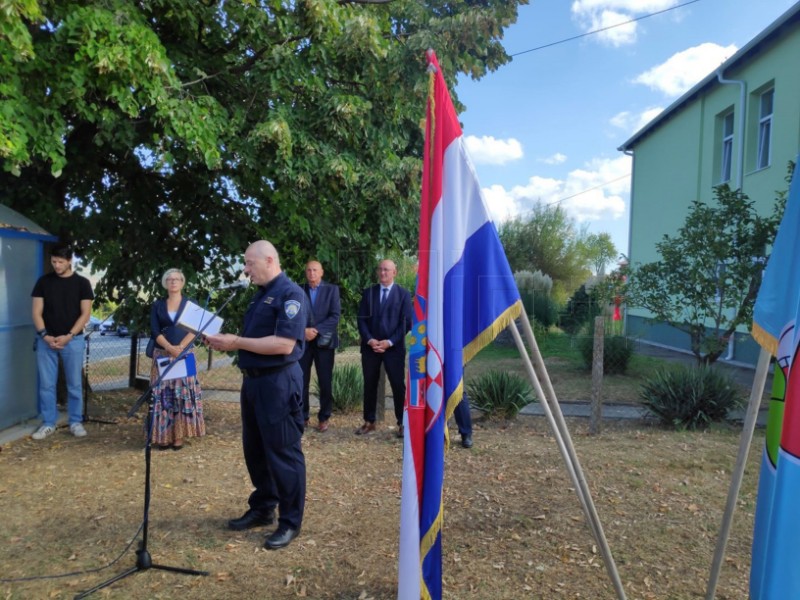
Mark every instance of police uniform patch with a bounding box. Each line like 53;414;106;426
284;300;301;319
265;296;274;304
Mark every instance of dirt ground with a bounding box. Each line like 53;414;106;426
0;391;762;599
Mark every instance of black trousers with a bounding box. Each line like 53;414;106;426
453;395;473;436
240;363;306;530
300;342;335;422
361;347;406;426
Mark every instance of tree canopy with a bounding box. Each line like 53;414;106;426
498;203;592;302
625;183;787;365
582;232;617;276
1;0;524;324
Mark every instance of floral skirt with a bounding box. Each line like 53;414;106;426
148;349;206;445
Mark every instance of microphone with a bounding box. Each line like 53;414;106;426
218;280;249;290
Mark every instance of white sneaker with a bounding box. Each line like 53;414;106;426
69;423;87;438
32;425;56;440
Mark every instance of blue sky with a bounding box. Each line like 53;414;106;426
455;0;798;264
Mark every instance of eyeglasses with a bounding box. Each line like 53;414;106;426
166;278;183;283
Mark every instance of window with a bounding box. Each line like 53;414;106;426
757;88;773;169
720;112;734;183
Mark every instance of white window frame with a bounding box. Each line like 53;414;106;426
757;88;774;170
720;112;734;183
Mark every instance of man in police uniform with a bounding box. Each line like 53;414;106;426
205;240;307;550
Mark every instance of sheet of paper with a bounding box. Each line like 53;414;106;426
177;301;223;336
156;353;197;381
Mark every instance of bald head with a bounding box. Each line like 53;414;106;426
305;261;323;288
377;259;397;286
244;240;281;286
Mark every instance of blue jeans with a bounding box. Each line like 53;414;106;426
36;336;85;426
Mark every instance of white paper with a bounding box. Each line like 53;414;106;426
177;301;223;336
156;353;197;381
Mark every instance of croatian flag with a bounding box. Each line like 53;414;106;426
750;158;800;599
397;50;522;600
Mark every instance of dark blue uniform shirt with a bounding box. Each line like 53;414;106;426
239;272;306;369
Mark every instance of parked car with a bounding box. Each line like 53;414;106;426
87;316;102;332
99;319;129;337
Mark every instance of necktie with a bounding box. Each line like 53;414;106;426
381;288;388;305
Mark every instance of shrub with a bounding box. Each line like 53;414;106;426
316;363;363;413
578;335;633;375
515;270;559;328
466;371;535;419
560;284;600;334
532;294;559;328
639;365;744;430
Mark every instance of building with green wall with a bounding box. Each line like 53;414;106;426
619;2;800;365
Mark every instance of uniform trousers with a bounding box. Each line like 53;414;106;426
240;362;306;530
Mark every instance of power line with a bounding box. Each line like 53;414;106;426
545;173;631;208
511;0;703;58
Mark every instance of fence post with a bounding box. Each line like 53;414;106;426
129;334;139;388
590;316;604;435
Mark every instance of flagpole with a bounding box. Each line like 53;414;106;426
512;317;606;544
705;347;771;600
510;318;627;600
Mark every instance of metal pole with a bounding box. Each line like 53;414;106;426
705;348;771;599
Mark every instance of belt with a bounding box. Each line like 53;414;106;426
240;365;289;378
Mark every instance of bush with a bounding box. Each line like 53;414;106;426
532;294;559;328
578;335;633;375
560;285;600;334
316;363;363;413
466;371;535;419
639;365;744;430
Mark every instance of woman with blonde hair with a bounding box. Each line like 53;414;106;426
148;268;205;450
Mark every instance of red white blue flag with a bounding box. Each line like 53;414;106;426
750;158;800;599
398;50;522;600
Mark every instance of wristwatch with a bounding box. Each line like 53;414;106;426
38;329;47;338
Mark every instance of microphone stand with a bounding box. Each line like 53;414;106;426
74;286;246;599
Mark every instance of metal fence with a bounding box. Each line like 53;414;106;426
81;332;364;402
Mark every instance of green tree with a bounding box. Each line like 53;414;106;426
499;203;590;302
1;0;524;325
582;232;617;276
626;183;787;365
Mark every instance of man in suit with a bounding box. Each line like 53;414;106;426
300;260;341;432
356;259;412;437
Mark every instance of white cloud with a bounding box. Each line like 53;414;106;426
570;0;680;47
610;106;664;135
635;42;738;96
463;135;523;165
541;152;568;165
481;155;632;225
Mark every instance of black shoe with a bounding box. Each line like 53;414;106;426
461;434;473;449
264;526;300;550
227;509;275;531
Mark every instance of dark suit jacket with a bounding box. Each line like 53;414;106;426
357;283;412;351
302;281;341;349
150;296;191;348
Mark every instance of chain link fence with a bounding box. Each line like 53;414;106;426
80;332;365;403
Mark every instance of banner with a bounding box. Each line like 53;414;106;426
750;158;800;599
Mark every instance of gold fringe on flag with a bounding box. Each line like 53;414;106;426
751;321;778;358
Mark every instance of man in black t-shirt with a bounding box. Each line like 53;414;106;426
30;243;94;440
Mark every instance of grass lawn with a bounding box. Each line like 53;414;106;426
0;392;762;600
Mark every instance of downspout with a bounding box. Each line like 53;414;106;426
716;68;747;361
623;149;634;340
